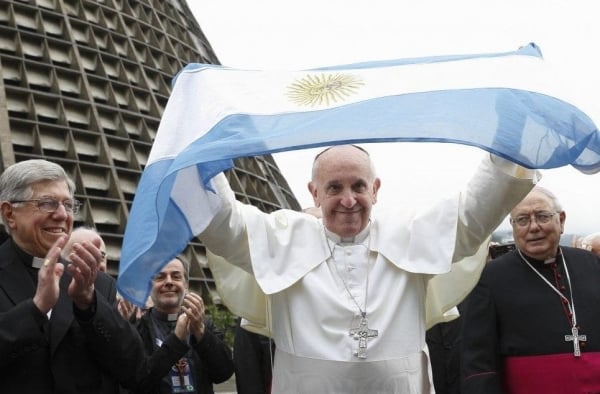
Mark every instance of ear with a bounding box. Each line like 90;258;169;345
0;201;17;231
371;177;381;204
308;181;320;207
559;211;566;234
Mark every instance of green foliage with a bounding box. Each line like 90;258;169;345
206;303;237;349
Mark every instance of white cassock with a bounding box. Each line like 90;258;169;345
201;154;539;394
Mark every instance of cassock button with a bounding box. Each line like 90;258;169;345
559;285;566;291
557;273;562;279
562;299;568;304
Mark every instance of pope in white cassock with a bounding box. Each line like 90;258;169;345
200;144;539;393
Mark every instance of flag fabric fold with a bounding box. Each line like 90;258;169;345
117;43;600;306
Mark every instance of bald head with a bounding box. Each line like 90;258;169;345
311;145;375;182
63;227;107;272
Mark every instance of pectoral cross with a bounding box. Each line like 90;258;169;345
565;326;587;357
175;358;188;386
349;314;378;359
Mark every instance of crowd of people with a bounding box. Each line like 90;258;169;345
0;149;598;393
0;160;232;394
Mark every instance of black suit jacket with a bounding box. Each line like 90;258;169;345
128;309;234;394
0;239;131;393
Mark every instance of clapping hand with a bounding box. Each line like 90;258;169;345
32;235;68;314
66;239;104;309
174;292;206;341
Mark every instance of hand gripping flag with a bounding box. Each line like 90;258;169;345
117;43;600;305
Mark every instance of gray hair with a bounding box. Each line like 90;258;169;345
0;160;76;230
531;186;563;212
175;254;191;283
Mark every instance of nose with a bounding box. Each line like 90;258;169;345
164;274;174;284
527;218;542;231
339;189;357;208
52;203;70;219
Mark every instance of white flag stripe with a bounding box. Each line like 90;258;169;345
148;52;562;165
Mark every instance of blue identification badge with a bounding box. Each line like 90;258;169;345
170;357;195;393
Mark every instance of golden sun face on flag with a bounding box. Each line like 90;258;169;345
286;73;364;107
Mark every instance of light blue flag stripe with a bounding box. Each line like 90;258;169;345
117;43;600;306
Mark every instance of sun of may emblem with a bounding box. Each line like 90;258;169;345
286;73;364;107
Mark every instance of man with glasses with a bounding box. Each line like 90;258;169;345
461;186;600;393
0;159;177;393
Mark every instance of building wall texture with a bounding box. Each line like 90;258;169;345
0;0;301;303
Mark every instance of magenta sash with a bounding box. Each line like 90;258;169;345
503;352;600;393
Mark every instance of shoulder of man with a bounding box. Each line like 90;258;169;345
562;245;600;264
0;238;16;269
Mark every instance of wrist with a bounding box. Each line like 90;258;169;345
73;292;97;321
32;295;52;315
73;291;95;310
194;322;206;340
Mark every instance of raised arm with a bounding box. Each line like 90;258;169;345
453;154;540;262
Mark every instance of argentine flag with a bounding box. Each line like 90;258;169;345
118;43;600;306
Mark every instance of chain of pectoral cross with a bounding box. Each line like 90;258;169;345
325;227;379;359
518;249;587;357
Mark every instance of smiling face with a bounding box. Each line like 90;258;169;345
150;258;188;314
1;180;74;258
510;189;565;261
308;145;380;238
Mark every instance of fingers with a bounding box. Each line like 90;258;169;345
66;241;101;307
174;313;189;340
181;292;206;339
66;241;103;287
42;234;69;268
117;298;135;320
68;241;103;272
33;235;69;313
184;292;203;305
182;293;205;317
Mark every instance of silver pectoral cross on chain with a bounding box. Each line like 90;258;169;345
349;314;378;359
565;326;587;357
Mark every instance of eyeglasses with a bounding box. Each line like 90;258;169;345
510;211;557;227
10;198;81;214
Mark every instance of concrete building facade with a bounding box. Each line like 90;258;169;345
0;0;300;302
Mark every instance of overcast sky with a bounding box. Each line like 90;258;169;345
188;0;599;235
